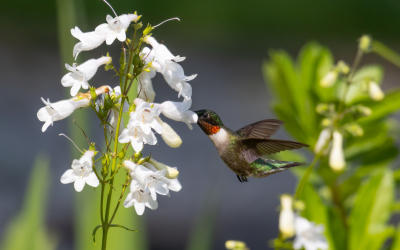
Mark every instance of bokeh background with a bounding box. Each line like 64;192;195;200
1;0;400;249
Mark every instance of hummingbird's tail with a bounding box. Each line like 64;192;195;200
250;158;306;178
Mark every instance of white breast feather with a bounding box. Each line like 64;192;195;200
208;128;229;148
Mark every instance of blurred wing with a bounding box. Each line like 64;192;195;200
236;119;284;139
242;139;309;163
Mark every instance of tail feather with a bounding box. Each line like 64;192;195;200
251;159;306;178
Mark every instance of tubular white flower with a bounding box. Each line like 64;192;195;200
156;117;182;148
71;27;107;60
144;162;182;192
279;195;295;239
314;128;331;154
148;157;180;179
118;123;157;152
37;97;90;132
60;150;99;192
368;81;384;101
130;164;168;200
123;182;158;216
144;36;196;99
293;216;328;250
329;131;346;171
61;57;112;96
130;99;162;134
320;71;337;88
156;98;198;129
95;14;140;45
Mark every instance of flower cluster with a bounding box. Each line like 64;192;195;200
123;159;181;215
37;1;198;224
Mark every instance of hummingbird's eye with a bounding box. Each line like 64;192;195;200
203;113;209;118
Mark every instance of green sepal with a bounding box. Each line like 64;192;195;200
92;225;102;245
110;224;139;233
132;53;141;66
89;87;97;101
143;24;154;36
132;22;143;30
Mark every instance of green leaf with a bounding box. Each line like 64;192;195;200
110;224;139;232
92;225;102;244
299;183;339;250
391;224;400;250
358;89;400;125
1;154;57;250
349;169;394;250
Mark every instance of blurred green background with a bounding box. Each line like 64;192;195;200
1;0;400;249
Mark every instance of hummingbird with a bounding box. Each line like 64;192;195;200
194;110;309;183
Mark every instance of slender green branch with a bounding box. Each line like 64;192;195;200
109;174;130;225
100;181;105;225
372;40;400;68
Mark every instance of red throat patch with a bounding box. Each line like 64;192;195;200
199;120;220;135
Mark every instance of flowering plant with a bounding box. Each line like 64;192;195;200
36;1;197;249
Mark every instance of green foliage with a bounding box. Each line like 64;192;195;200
1;154;57;250
264;40;400;250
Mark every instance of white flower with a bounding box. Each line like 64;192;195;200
95;14;140;45
144;162;182;192
279;195;295;238
61;57;111;96
368;81;384;101
37;97;90;132
71;27;107;60
138;47;157;102
60;150;99;192
144;36;196;99
293;216;328;250
329;131;346;171
130;99;162;135
155;98;198;129
156;117;182;148
314;128;331;154
147;158;180;179
118;123;157;152
130;163;169;200
320;71;337;88
123;182;158;215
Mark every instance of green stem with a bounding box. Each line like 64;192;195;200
109;174;130;225
100;180;105;225
294;155;320;200
372;40;400;68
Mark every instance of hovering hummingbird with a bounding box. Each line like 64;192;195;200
194;110;309;183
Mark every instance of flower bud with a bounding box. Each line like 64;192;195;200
316;103;329;114
101;164;109;177
320;71;337;88
104;95;113;110
337;60;350;74
225;240;248;250
359;35;372;53
127;73;133;79
90;87;98;101
118;150;125;159
345;123;364;137
314;128;331;155
368;81;384;101
148;158;179;179
321;118;331;127
329;131;346;171
279;194;295;239
156;117;182;148
143;25;154;36
133;151;142;162
132;53;141;66
134;66;142;75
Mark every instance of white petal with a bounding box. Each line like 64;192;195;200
123;193;135;208
106;32;118;45
134;203;145;215
70;83;81;96
117;30;126;42
41;118;53;132
60;169;77;184
74;179;86;192
86;172;100;187
329;131;345;171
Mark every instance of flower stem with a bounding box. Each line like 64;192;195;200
294;155;320;200
109;174;130;225
372;40;400;68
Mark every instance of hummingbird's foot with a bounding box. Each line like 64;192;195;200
236;175;248;183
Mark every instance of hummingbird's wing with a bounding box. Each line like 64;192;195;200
236;119;284;139
241;138;309;163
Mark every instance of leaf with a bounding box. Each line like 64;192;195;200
92;225;102;244
299;183;339;250
110;224;139;232
0;154;57;250
348;169;394;250
391;224;400;250
358;89;400;125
